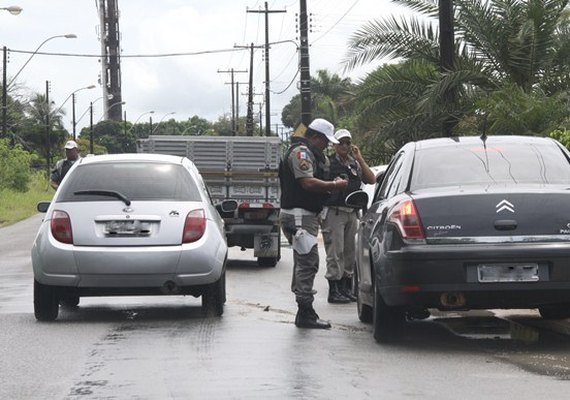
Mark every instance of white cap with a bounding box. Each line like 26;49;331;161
64;140;78;149
308;118;338;144
334;129;352;141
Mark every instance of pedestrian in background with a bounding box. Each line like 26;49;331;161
279;118;348;329
50;140;81;190
321;129;376;303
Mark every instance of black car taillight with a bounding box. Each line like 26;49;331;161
388;199;425;240
51;210;73;244
182;209;206;243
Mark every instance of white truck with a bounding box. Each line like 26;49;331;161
137;135;282;267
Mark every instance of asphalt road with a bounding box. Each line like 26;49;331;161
1;214;570;399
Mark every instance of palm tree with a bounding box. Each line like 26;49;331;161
281;69;354;129
344;0;570;145
20;93;68;162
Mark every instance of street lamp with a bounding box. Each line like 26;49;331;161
96;100;126;123
151;112;175;134
2;33;76;138
7;34;77;88
71;86;96;140
1;5;22;139
51;85;96;140
0;6;22;15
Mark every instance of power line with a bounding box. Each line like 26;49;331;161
6;47;247;59
312;0;360;44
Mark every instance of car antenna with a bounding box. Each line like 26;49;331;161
480;120;489;172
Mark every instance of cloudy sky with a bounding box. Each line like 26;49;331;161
1;0;402;134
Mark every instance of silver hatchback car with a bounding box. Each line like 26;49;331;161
32;153;228;321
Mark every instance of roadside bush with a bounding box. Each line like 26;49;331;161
0;139;34;192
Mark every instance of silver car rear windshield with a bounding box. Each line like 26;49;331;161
57;162;202;202
412;142;570;190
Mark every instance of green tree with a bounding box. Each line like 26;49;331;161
281;69;355;129
344;0;570;150
20;93;69;164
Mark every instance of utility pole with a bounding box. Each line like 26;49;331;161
71;93;77;140
299;0;312;128
2;46;7;139
45;80;51;177
247;2;286;136
235;43;264;136
98;0;123;121
218;68;247;135
439;0;455;137
247;43;254;136
89;101;94;154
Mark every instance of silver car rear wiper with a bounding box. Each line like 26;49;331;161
74;190;131;205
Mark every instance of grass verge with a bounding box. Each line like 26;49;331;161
0;172;53;227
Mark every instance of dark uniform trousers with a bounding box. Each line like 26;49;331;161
280;211;320;306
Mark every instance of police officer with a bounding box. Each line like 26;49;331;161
321;129;376;303
279;118;348;329
50;140;81;190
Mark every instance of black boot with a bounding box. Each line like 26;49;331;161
340;276;357;302
327;280;351;304
295;303;331;329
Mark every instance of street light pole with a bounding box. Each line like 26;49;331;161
7;34;77;88
1;6;23;138
151;112;175;135
3;33;75;139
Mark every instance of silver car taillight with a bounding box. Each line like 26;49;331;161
182;209;206;243
51;210;73;244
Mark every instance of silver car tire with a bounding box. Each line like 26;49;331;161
34;280;59;322
201;271;226;317
60;295;80;308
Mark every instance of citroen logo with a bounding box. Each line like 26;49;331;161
496;199;514;213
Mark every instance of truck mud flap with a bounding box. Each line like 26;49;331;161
254;232;280;258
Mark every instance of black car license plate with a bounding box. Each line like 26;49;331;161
477;263;539;283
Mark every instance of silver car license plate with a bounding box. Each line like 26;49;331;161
477;263;539;283
105;220;150;236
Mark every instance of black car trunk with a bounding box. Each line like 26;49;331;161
411;186;570;239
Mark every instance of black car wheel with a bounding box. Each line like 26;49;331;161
201;272;226;317
539;305;570;320
34;280;59;322
372;280;405;343
355;269;372;323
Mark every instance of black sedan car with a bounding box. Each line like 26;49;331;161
353;135;570;342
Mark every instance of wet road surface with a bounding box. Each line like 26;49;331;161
1;214;570;399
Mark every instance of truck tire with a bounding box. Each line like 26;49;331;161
257;257;278;267
34;280;59;322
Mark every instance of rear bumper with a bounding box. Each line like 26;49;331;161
377;241;570;309
32;227;227;289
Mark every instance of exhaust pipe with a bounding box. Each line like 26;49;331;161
440;292;466;308
161;280;180;295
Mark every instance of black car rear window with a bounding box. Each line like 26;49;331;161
57;162;202;202
411;141;570;190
